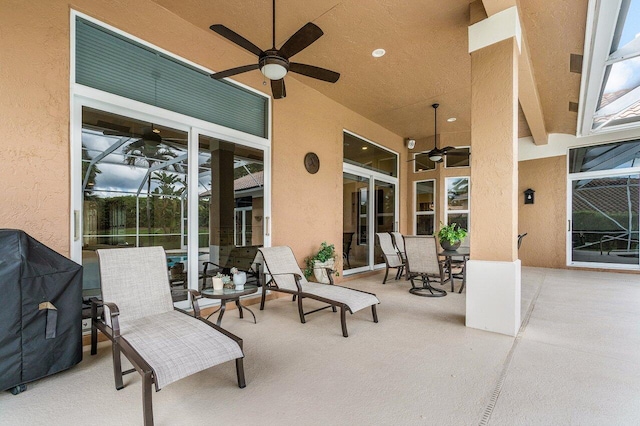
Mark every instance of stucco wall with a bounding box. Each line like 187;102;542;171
0;0;405;269
518;155;566;268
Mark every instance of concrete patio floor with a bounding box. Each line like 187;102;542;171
1;267;639;425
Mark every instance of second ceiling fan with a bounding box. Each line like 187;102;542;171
425;103;454;163
209;0;340;99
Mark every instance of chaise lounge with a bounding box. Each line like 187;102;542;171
258;246;380;337
91;246;246;426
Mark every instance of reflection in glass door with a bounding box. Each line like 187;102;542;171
571;174;639;266
81;107;189;303
343;173;370;272
374;180;396;265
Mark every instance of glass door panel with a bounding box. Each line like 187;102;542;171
81;107;188;302
198;135;264;288
374;180;396;265
571;175;639;265
343;173;370;271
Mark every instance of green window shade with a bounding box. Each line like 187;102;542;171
75;18;268;138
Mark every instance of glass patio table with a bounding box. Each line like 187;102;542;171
200;285;258;326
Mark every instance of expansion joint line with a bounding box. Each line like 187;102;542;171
478;280;543;426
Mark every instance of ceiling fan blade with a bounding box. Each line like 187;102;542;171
278;22;323;59
289;63;340;83
210;64;260;80
210;24;264;57
441;146;456;152
271;78;286;99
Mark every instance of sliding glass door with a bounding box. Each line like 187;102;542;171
343;168;398;275
74;103;269;310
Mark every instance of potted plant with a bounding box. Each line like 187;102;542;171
304;242;339;284
437;222;467;251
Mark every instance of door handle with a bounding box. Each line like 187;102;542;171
265;216;270;236
74;210;80;241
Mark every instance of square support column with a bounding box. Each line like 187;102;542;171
467;7;521;336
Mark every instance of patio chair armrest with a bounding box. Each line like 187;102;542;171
101;301;121;338
206;321;244;349
269;272;304;291
187;289;202;317
202;261;222;275
326;268;336;285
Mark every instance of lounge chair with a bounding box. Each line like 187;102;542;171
91;246;246;426
201;245;261;289
376;232;404;283
258;246;379;337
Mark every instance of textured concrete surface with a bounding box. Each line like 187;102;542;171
1;267;638;425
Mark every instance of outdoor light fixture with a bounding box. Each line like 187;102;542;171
406;138;416;149
524;188;535;204
259;55;289;80
429;153;443;162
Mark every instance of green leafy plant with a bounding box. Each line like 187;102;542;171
437;222;467;244
303;242;338;278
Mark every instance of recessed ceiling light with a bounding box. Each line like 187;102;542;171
372;48;386;58
362;146;368;150
447;117;457;122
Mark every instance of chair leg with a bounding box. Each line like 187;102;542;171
382;265;389;284
112;341;124;390
297;295;306;324
332;305;337;313
292;295;297;301
142;370;153;426
340;307;348;338
235;358;247;389
260;285;267;310
371;305;378;323
90;322;98;356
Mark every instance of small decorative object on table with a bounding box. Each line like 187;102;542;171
211;272;228;290
303;241;339;284
437;222;467;251
230;267;246;290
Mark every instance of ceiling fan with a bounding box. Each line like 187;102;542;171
209;0;340;99
425;103;454;163
407;103;455;167
99;121;185;148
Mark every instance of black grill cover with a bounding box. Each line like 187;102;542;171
0;229;83;391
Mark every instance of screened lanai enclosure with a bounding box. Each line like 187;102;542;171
81;108;265;298
569;139;640;267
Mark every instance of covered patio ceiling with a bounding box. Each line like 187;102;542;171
152;0;587;142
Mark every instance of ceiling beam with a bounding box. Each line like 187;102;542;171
480;0;548;145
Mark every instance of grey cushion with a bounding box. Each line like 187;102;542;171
120;310;243;389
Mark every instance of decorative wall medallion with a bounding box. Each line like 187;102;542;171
304;152;320;174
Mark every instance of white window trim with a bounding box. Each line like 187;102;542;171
414;179;436;235
565;144;640;270
444;176;470;226
444;146;471;169
412;152;437;173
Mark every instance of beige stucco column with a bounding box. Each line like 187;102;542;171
466;7;521;336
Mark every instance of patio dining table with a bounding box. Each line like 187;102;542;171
438;248;470;293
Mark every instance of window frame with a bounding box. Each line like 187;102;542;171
444;146;471;169
414;179;436;235
444;176;470;229
412;152;437;173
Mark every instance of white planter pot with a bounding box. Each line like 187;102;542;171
313;258;335;284
233;272;247;290
211;277;224;290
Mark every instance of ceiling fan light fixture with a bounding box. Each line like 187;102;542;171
259;55;289;80
429;153;442;162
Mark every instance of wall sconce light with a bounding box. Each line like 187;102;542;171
254;215;263;222
405;138;416;149
524;188;535;204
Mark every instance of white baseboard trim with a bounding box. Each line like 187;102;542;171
466;259;521;336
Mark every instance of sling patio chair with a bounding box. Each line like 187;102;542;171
91;246;246;426
376;232;405;284
258;246;379;337
404;235;449;297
